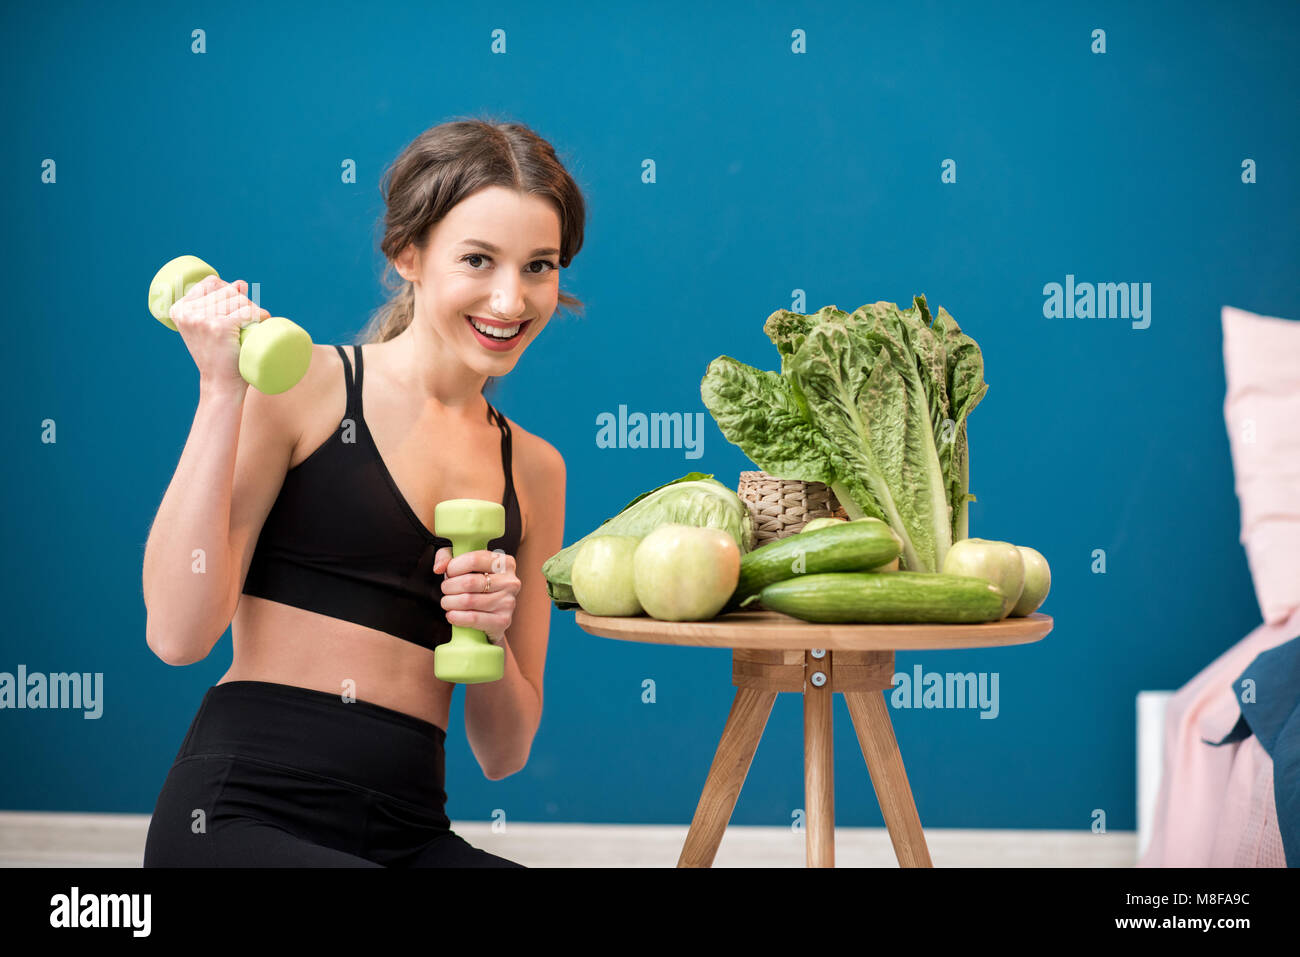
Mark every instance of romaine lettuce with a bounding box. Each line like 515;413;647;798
700;295;987;573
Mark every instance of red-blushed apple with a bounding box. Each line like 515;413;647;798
633;523;741;621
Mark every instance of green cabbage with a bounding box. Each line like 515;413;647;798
542;472;755;609
700;295;987;573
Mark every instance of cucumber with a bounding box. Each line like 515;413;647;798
803;518;898;572
758;572;1006;624
728;519;901;609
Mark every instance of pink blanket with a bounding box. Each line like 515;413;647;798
1139;606;1300;867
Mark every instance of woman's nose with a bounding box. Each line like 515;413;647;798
490;285;524;319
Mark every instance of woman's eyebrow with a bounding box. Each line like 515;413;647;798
458;239;560;257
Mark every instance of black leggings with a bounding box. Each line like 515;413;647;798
143;680;524;868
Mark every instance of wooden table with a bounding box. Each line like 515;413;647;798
574;607;1053;867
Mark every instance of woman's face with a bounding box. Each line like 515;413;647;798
396;186;563;375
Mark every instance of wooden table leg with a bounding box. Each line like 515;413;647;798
804;650;835;867
678;686;777;867
843;690;933;867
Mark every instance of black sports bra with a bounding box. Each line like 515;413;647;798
241;344;523;650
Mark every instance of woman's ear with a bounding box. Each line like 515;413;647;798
394;243;422;283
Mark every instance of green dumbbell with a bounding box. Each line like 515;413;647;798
147;254;313;395
433;498;507;684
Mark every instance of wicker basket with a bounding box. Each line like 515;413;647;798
737;470;848;548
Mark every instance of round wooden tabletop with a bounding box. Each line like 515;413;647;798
574;607;1053;651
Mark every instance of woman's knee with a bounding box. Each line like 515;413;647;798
406;831;525;868
147;816;381;867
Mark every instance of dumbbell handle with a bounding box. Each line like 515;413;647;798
148;255;313;395
433;499;507;684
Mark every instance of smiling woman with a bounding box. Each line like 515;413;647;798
142;114;585;869
359;118;587;396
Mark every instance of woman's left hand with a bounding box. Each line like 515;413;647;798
434;548;520;646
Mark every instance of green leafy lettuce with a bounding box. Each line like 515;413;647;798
700;295;987;573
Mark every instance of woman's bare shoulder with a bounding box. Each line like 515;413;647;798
501;416;565;547
503;416;565;487
282;343;348;468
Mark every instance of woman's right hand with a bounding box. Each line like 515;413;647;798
168;274;271;395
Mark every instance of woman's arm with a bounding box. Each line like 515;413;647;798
142;379;299;664
462;435;565;779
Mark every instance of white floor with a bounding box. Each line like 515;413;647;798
0;812;1136;867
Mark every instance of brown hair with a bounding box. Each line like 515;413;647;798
356;114;587;395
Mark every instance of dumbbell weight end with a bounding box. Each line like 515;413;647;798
148;254;313;394
147;254;215;330
237;317;313;395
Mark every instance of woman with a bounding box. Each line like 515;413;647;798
141;117;583;867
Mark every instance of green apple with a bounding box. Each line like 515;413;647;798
941;537;1025;618
571;535;644;616
800;517;847;533
633;523;740;621
1009;546;1051;616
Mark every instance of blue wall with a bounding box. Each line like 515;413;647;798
2;0;1296;834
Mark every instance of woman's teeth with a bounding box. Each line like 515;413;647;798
468;316;522;339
